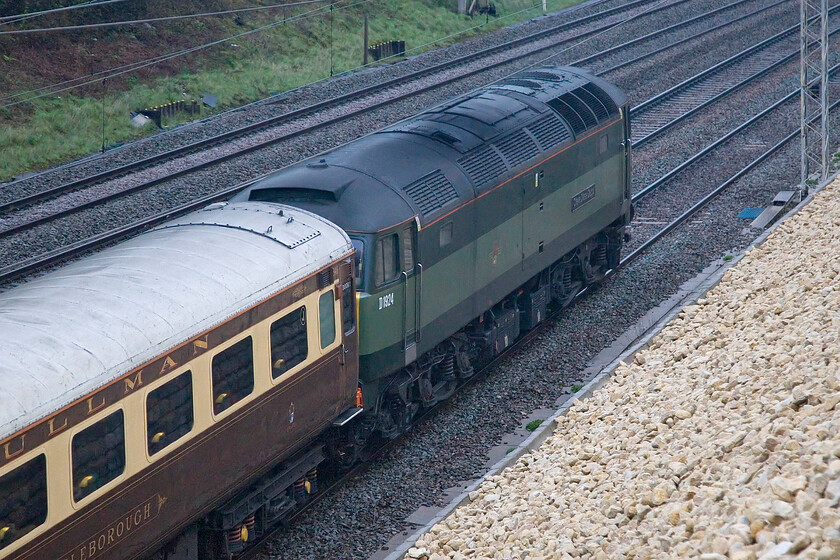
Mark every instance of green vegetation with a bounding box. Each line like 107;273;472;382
570;383;583;392
722;254;734;262
525;419;543;432
0;0;585;181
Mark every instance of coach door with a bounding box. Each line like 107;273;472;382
399;222;422;365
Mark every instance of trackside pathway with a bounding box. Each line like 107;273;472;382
402;178;840;560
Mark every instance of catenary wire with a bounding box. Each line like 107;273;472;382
0;0;583;107
0;0;337;35
0;0;136;24
0;0;361;109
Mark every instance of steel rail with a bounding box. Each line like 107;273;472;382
0;0;786;241
236;51;840;560
0;0;670;214
632;59;840;203
573;0;788;72
628;4;840;143
0;2;814;284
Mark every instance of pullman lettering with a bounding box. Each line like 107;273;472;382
59;495;162;560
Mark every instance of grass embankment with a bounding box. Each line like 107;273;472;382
0;0;584;182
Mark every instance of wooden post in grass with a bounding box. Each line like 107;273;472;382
364;13;369;65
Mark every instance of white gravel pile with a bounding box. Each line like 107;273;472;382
404;180;840;560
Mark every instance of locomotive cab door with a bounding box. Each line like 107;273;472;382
399;220;421;365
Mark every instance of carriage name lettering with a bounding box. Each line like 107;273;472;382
58;495;164;560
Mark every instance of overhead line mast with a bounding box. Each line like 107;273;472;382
800;0;830;197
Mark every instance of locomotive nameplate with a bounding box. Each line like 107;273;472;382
571;184;595;212
58;494;165;560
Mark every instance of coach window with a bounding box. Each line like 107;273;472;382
147;371;194;456
212;337;255;415
0;454;47;550
599;134;608;154
374;234;399;286
72;410;125;502
319;291;336;349
271;307;308;378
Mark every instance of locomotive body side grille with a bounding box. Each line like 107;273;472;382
527;113;571;150
458;145;507;188
403;171;459;215
495;130;539;169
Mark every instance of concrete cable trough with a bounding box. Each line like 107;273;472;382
393;175;840;560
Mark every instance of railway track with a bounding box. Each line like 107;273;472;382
0;0;672;213
627;5;840;144
2;1;837;558
248;60;840;560
0;0;798;284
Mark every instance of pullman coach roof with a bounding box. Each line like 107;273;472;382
0;202;352;440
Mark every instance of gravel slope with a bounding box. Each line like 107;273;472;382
404;177;840;560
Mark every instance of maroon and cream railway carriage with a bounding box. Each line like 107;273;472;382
0;202;359;560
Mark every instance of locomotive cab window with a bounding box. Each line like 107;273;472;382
147;371;194;456
212;336;255;415
374;234;399;286
350;238;365;290
401;227;415;272
319;291;336;349
342;278;355;335
271;307;308;378
0;454;47;550
72;410;126;502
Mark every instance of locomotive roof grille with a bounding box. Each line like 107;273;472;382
518;70;565;82
505;78;544;90
403;170;460;215
545;83;620;136
495;129;539;169
560;91;598;129
526;112;572;150
547;96;587;135
458;145;507;187
582;82;619;117
574;86;610;121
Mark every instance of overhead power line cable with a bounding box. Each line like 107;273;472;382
0;0;331;35
0;0;363;109
0;0;613;110
0;0;136;24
